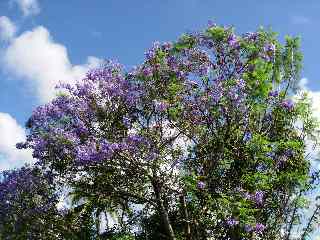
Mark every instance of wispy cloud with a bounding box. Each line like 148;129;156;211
12;0;40;17
0;16;17;41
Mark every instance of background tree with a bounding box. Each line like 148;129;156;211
0;166;70;239
13;22;320;239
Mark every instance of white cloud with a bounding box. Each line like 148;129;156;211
0;16;17;41
13;0;40;17
2;26;102;102
298;77;308;90
0;112;33;171
297;78;320;169
299;78;320;121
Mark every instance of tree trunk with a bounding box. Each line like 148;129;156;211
152;179;176;240
180;194;191;240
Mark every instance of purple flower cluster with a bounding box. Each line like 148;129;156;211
0;167;58;229
244;190;265;206
266;151;276;159
207;20;216;28
253;191;265;206
16;60;150;166
254;223;266;234
144;41;161;60
76;141;104;164
244;223;266;234
142;67;153;77
244;32;259;42
243;132;252;142
226;217;239;227
268;90;279;98
197;181;206;189
153;100;169;112
264;43;276;53
228;34;240;49
276;154;290;168
281;99;294;111
260;43;276;61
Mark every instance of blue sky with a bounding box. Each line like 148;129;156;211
0;1;320;124
0;0;319;170
0;1;319;238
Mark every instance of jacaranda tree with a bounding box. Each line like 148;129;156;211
8;22;320;239
0;166;67;239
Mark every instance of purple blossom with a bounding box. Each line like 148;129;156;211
153;100;169;112
228;34;240;49
122;117;131;127
142;67;153;77
125;90;141;106
152;41;161;49
244;190;265;206
176;70;185;78
268;90;279;98
276;155;288;168
253;191;265;206
144;41;161;60
76;142;100;164
226;218;239;227
266;151;276;159
145;50;156;60
125;134;148;148
32;138;48;159
73;118;89;136
162;41;172;51
207;20;216;28
209;85;223;104
55;82;73;91
0;166;58;230
284;149;294;157
236;79;246;89
100;140;115;158
228;86;239;101
254;223;266;234
199;65;209;76
263;43;276;61
264;43;276;53
256;164;268;172
197;181;206;189
243;132;252;142
244;192;252;200
244;224;253;232
245;32;258;42
146;152;159;161
281;99;294;111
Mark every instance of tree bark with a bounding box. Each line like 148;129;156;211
152;179;176;240
179;194;191;240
